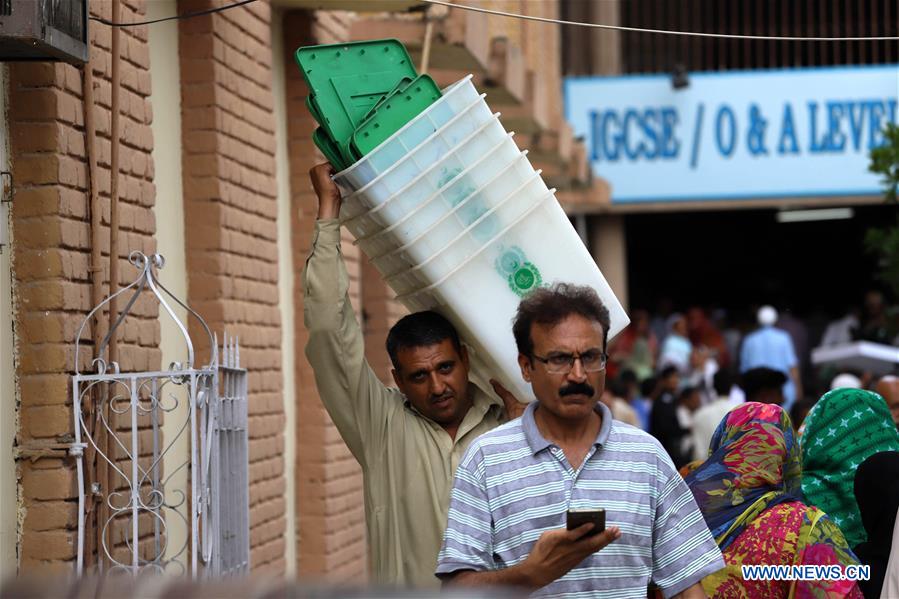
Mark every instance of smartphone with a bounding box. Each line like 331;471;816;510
566;508;606;536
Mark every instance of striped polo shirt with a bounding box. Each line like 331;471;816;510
436;401;724;598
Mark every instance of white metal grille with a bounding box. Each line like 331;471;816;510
200;334;249;577
72;252;249;578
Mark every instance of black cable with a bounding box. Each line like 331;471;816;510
89;0;258;27
423;0;899;41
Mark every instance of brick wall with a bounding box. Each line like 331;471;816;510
9;0;158;574
283;10;368;581
7;0;573;580
177;0;285;575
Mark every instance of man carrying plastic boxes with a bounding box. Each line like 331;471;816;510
436;284;724;597
303;163;522;588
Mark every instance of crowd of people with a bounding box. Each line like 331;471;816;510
306;163;899;598
598;300;899;597
601;299;899;470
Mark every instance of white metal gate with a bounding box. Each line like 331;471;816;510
73;252;249;577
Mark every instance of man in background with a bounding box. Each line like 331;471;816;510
740;366;788;406
650;366;691;468
740;305;802;412
876;375;899;430
691;370;741;461
600;378;641;428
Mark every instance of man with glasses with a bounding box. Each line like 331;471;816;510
436;283;723;597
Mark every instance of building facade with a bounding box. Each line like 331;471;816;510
562;0;899;316
0;0;598;581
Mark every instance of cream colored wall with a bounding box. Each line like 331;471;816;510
148;0;190;569
270;8;298;577
0;64;18;580
591;215;629;313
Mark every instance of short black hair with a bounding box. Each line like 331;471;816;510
512;283;611;358
678;386;699;403
740;367;787;401
660;365;679;379
619;369;638;385
608;378;629;398
713;369;735;396
385;311;463;371
790;398;816;429
640;376;658;397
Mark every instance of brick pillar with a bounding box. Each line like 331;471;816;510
590;0;622;75
283;10;368;581
178;0;286;575
9;0;158;574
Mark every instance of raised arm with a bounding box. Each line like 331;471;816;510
302;163;396;462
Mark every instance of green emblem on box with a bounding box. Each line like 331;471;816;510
495;246;543;297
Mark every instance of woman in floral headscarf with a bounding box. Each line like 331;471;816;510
801;388;899;548
684;402;862;598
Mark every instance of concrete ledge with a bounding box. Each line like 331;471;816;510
558;180;613;214
565;193;884;215
347;14;426;43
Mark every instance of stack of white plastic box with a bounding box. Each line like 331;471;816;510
333;75;629;401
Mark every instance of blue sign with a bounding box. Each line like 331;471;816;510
564;66;899;203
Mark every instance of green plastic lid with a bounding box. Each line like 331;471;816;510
295;40;417;160
352;74;442;157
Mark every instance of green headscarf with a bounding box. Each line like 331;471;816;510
801;388;899;547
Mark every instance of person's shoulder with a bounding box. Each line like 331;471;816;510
466;417;529;455
694;399;733;422
610;418;643;434
771;327;793;339
611;422;658;440
743;329;763;343
484;415;527;436
614;398;639;417
692;402;716;419
608;422;668;454
604;424;677;481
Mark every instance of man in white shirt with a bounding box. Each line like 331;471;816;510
821;311;860;347
691;370;741;462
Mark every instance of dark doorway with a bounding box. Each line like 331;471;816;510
625;203;896;317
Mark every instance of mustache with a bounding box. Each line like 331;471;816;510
431;391;454;402
559;382;595;397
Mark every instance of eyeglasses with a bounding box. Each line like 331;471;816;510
530;350;608;374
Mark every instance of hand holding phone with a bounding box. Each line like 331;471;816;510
520;519;621;589
566;508;606;537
